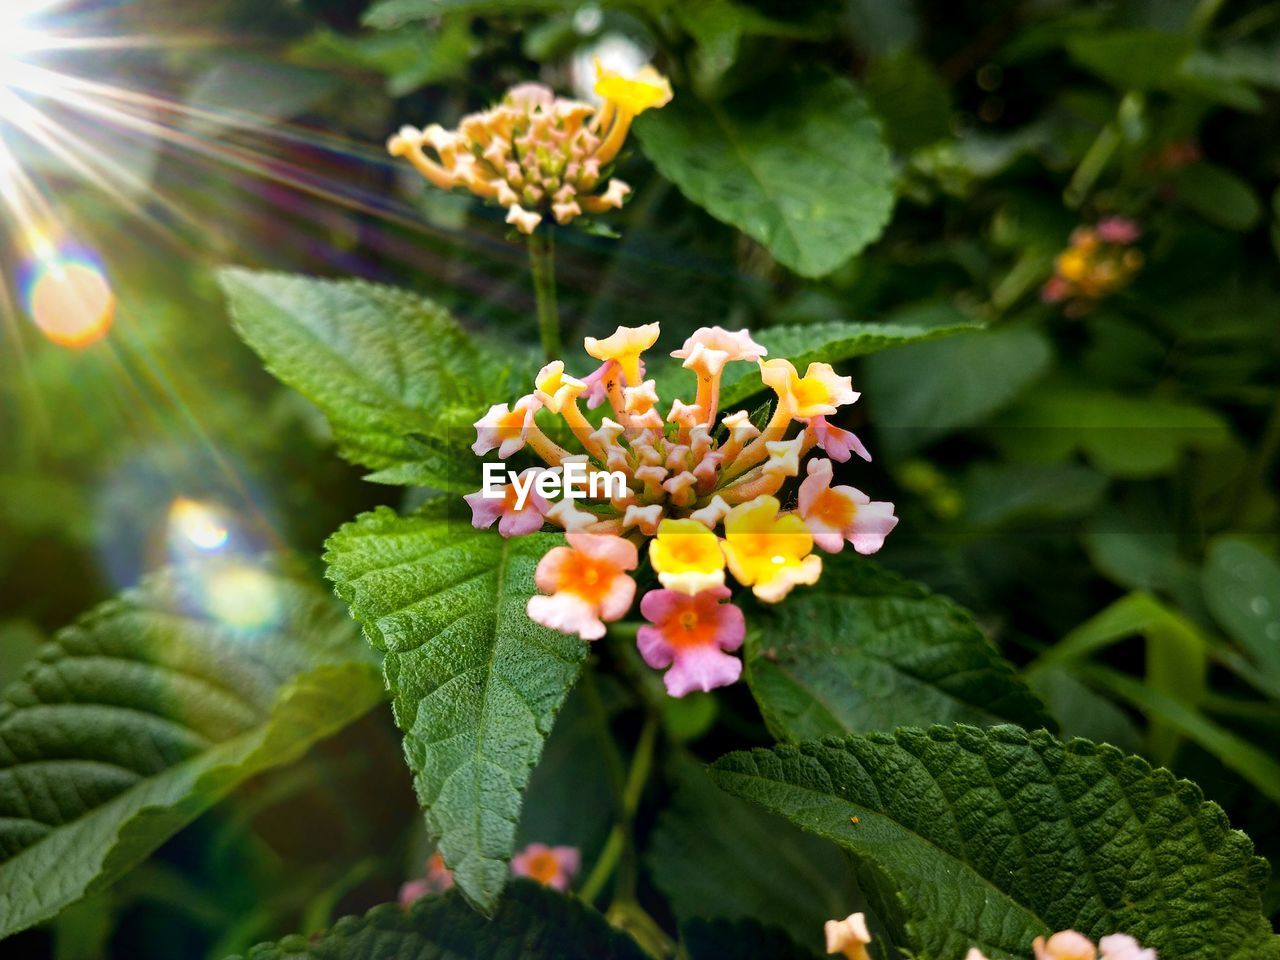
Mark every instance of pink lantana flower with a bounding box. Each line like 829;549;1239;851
472;394;541;458
808;414;871;463
798;458;898;555
1099;935;1156;960
527;533;637;640
399;851;453;907
463;467;549;537
637;586;745;697
511;843;580;892
1033;931;1101;960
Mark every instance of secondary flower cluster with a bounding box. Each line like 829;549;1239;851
823;914;1156;960
399;842;580;906
1041;216;1143;313
387;62;672;234
465;322;898;697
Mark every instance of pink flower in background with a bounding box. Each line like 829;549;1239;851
463;467;549;537
511;843;580;891
637;586;745;697
1099;935;1157;960
798;458;897;555
1095;216;1141;245
399;851;453;906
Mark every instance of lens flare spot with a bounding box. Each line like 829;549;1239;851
27;257;114;347
169;497;229;551
204;565;282;632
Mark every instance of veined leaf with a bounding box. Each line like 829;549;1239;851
637;70;895;278
230;882;646;959
324;504;585;912
658;302;978;410
219;269;529;490
711;725;1279;960
745;555;1052;741
0;558;383;938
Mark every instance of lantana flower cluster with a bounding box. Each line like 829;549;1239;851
823;913;1156;960
399;842;580;906
1041;216;1143;313
465;323;898;697
387;62;672;234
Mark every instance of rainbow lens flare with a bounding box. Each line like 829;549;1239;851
168;497;231;552
24;254;115;347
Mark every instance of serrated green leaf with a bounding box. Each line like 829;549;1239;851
745;555;1052;740
1202;537;1280;687
219;269;529;490
658;302;979;410
636;70;895;277
682;918;820;960
711;725;1280;960
647;755;860;953
0;559;383;938
324;504;586;911
864;326;1053;457
230;882;646;959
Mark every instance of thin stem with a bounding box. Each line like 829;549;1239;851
527;230;561;361
578;712;658;905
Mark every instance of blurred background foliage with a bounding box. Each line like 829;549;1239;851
1;0;1278;955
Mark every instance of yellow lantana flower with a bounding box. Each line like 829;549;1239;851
649;519;726;595
758;358;858;419
584;322;660;385
594;60;674;116
721;495;821;602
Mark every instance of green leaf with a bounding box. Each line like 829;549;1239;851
363;0;574;29
324;504;586;912
219;269;529;490
863;326;1053;457
230;882;647;959
683;918;820;960
1202;537;1280;690
1175;163;1263;232
1066;30;1194;91
0;559;383;938
636;70;895;277
646;755;860;954
711;725;1280;960
658;301;979;410
745;554;1052;741
864;50;952;154
989;384;1231;478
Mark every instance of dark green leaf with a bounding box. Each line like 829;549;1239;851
324;504;586;911
1202;537;1280;690
0;559;383;938
864;326;1053;456
1066;30;1194;91
646;755;859;953
1175;163;1264;232
636;71;895;277
230;882;647;959
711;725;1279;960
683;918;820;960
745;555;1052;740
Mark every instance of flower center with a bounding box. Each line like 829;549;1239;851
525;851;560;885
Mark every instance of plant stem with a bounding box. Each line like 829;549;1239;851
527;230;561;361
578;712;658;904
